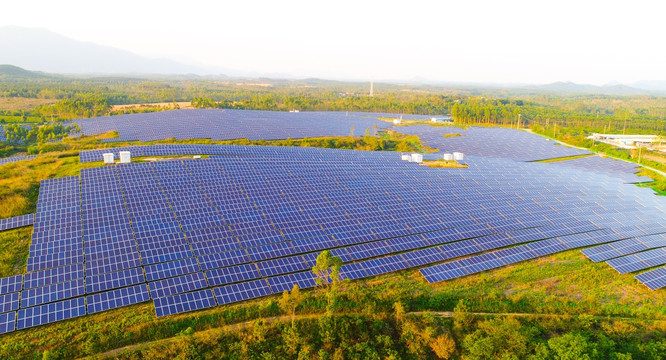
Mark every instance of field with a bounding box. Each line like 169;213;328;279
0;97;54;112
110;102;193;111
0;115;44;124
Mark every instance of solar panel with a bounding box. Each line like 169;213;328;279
153;289;217;317
85;267;145;294
558;233;596;248
20;279;85;308
420;262;467;283
87;284;151;314
0;155;37;166
339;262;369;280
636;267;666;290
16;297;86;329
493;245;538;264
206;264;261;286
214;279;273;305
401;247;449;267
255;256;310;277
0;214;35;231
149;272;209;299
144;257;201;282
606;249;666;274
267;272;318;293
0;275;22;295
362;255;410;276
85;252;142;277
0;311;16;334
198;250;251;271
0;292;19;313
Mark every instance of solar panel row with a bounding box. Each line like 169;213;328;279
72;109;392;144
0;155;37;166
636;267;666;290
0;214;34;232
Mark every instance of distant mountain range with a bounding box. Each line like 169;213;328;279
0;26;664;94
0;26;232;76
524;81;655;96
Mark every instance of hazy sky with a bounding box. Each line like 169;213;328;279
3;0;665;84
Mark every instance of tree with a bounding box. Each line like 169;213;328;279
393;301;406;327
312;250;342;287
453;299;473;332
430;333;456;359
279;284;302;327
312;250;342;315
462;317;530;360
547;332;615;360
400;319;436;357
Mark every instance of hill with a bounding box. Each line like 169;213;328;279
0;64;55;81
0;26;226;75
632;80;666;92
527;81;652;95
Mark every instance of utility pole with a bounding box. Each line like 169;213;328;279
370;79;374;97
517;114;521;129
637;144;642;164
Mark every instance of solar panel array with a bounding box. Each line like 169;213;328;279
0;155;37;166
580;230;666;289
549;155;651;183
636;268;666;290
395;125;590;161
1;141;665;333
71;109;391;143
342;112;432;120
0;214;34;231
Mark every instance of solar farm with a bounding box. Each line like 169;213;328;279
71;109;393;142
1;109;665;335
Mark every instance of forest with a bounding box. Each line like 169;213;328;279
0;75;664;134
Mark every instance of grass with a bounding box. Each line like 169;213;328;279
0;152;99;218
0;97;54;112
532;154;595;163
422;160;468;168
635;168;666;195
0;227;32;277
131;154;211;163
0;115;44;124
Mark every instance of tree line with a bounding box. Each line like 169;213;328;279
2;123;79;144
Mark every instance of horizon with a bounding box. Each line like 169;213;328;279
1;1;665;85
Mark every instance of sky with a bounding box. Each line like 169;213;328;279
2;0;665;85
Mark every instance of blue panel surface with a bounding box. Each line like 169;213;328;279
214;279;273;305
87;284;151;314
16;297;86;329
153;289;217;317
